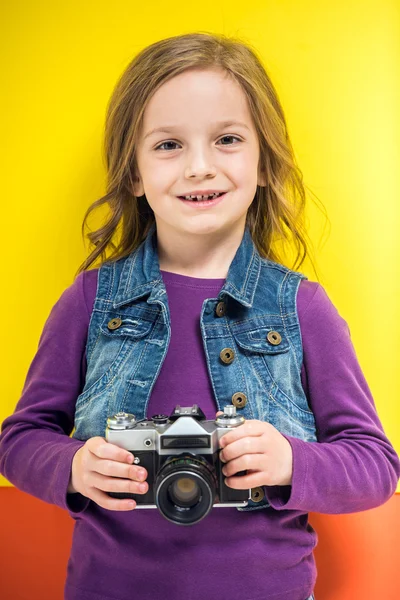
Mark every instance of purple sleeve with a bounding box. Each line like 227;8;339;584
0;271;95;514
2;273;398;517
265;281;400;513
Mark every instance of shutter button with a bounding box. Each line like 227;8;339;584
108;317;122;330
267;331;282;345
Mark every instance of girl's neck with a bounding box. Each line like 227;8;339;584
156;226;245;279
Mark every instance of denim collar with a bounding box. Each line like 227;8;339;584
113;222;261;309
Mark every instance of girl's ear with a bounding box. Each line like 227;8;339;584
132;174;145;197
257;160;267;188
257;171;267;188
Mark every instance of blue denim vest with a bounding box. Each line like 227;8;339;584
72;223;317;511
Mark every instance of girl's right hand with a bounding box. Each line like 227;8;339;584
68;436;148;511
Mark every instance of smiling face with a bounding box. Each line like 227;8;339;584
132;67;265;241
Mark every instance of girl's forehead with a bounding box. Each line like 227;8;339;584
147;68;245;105
140;69;253;135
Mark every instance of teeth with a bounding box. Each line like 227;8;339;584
183;193;222;201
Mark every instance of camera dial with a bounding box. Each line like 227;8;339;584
107;412;137;430
151;414;169;425
215;405;245;428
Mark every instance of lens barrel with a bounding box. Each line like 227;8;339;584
155;454;217;525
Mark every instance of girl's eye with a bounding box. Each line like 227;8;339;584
154;135;242;151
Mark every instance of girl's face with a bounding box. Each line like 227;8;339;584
133;67;265;240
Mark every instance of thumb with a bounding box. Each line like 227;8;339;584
216;410;224;417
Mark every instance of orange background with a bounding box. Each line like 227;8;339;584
0;488;399;600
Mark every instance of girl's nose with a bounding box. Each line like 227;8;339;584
185;150;217;179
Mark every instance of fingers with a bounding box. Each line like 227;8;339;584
86;437;148;483
87;437;134;465
219;420;269;448
220;435;265;464
71;437;150;511
90;471;149;496
224;470;265;490
94;458;147;482
221;453;265;478
88;487;138;512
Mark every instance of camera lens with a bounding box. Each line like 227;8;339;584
155;454;217;525
168;477;201;507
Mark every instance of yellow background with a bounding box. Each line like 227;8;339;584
1;1;399;490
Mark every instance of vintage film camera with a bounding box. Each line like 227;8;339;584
105;404;251;525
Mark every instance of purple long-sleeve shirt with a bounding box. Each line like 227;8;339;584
1;269;399;600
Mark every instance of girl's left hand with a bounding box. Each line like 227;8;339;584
216;411;293;488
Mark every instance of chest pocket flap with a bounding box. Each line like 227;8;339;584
233;325;289;354
100;316;154;339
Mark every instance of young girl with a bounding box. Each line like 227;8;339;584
1;32;399;600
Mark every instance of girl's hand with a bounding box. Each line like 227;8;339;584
68;437;148;511
216;411;293;488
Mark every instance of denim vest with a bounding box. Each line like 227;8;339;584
72;223;317;511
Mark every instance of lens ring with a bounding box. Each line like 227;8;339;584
155;455;216;525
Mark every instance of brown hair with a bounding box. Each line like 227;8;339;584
75;31;327;279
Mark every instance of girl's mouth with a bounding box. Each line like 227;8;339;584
178;192;227;208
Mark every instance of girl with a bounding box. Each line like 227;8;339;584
0;32;399;600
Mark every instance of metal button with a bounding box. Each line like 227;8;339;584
220;348;235;364
231;392;247;408
216;301;226;317
267;330;282;345
107;317;122;330
250;487;265;503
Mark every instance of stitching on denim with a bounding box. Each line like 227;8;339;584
224;321;254;419
109;262;115;302
267;388;315;429
125;248;136;296
294;280;306;376
86;316;103;364
245;348;274;400
279;272;302;373
120;312;163;412
84;272;102;364
203;314;298;332
84;330;144;404
96;303;160;315
227;247;255;297
88;265;109;352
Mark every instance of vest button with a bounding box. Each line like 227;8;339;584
220;348;235;364
250;487;265;503
231;392;247;408
267;330;282;345
107;317;122;330
215;301;226;317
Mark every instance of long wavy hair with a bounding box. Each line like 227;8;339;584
75;31;327;279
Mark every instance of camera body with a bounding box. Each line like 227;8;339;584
105;404;250;525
